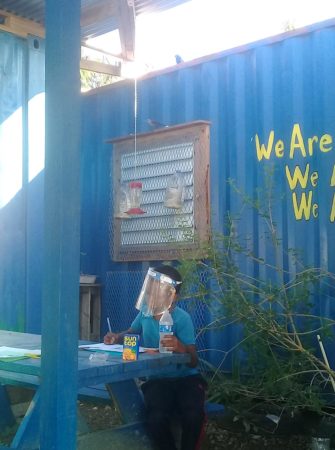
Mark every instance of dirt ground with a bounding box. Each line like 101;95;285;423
78;401;312;449
0;388;320;449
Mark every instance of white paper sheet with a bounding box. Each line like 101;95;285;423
0;346;41;358
78;343;145;353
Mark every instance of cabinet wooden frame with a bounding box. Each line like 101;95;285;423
108;120;211;261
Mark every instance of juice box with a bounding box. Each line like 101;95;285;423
122;334;140;361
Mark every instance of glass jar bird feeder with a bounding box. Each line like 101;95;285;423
126;181;146;215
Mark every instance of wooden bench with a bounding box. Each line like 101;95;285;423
78;383;225;417
1;373;225;417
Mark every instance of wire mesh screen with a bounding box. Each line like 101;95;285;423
110;121;210;261
104;270;145;333
104;270;210;360
120;142;194;246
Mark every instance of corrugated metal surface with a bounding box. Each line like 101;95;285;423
0;0;44;23
0;0;191;37
2;18;335;366
0;32;26;331
118;141;194;246
80;19;335;366
135;0;191;15
0;32;45;331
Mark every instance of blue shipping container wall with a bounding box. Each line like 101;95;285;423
2;19;335;367
80;19;335;365
0;32;45;332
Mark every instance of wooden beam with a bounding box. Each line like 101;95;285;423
0;1;118;40
80;58;121;77
117;0;135;61
0;2;135;64
0;10;44;38
41;0;81;448
81;42;122;59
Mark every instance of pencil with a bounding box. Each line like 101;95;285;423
107;317;112;333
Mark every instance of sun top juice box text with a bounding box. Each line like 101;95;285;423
122;334;140;361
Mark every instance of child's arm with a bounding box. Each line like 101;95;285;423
160;335;199;367
103;329;134;344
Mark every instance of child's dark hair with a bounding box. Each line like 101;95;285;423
153;265;182;294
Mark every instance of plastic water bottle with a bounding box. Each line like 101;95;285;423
164;171;184;209
159;310;173;353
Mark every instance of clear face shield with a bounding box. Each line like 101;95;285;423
135;268;181;316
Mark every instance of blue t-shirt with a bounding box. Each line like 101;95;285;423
130;306;198;378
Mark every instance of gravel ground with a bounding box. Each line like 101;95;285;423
0;392;320;449
79;401;122;431
203;420;310;449
78;401;312;449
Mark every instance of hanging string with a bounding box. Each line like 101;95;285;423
131;0;138;180
134;76;137;180
125;0;145;215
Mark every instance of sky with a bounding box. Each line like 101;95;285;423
87;0;335;75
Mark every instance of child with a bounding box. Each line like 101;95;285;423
104;265;206;450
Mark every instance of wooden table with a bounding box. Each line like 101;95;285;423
0;331;190;450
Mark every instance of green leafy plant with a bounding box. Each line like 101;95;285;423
178;176;335;428
80;69;119;91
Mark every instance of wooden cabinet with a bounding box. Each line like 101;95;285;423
79;284;101;341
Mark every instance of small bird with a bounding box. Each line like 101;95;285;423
147;118;168;129
175;54;184;64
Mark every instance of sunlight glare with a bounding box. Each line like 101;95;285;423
28;93;45;182
134;0;335;71
0;107;23;208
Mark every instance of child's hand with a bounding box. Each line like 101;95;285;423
104;332;118;345
161;335;186;353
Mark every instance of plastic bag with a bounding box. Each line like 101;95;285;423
115;183;131;218
164;171;184;209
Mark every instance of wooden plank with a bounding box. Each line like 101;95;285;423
0;331;191;448
0;387;90;448
0;371;39;389
77;384;224;417
80;289;91;340
110;120;211;261
117;0;135;61
78;385;111;403
205;402;225;416
0;10;44;38
194;121;211;246
77;354;190;388
80;59;121;77
91;288;101;342
0;361;40;377
41;2;81;449
106;380;145;423
10;389;40;450
0;331;41;348
108;120;211;144
79;285;101;341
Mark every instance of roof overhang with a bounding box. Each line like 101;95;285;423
0;0;191;62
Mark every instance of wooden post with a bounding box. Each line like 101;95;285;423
41;1;81;449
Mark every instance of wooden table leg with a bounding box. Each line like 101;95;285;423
0;385;16;430
10;389;40;450
106;380;145;424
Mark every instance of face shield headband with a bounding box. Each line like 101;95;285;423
135;268;182;316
